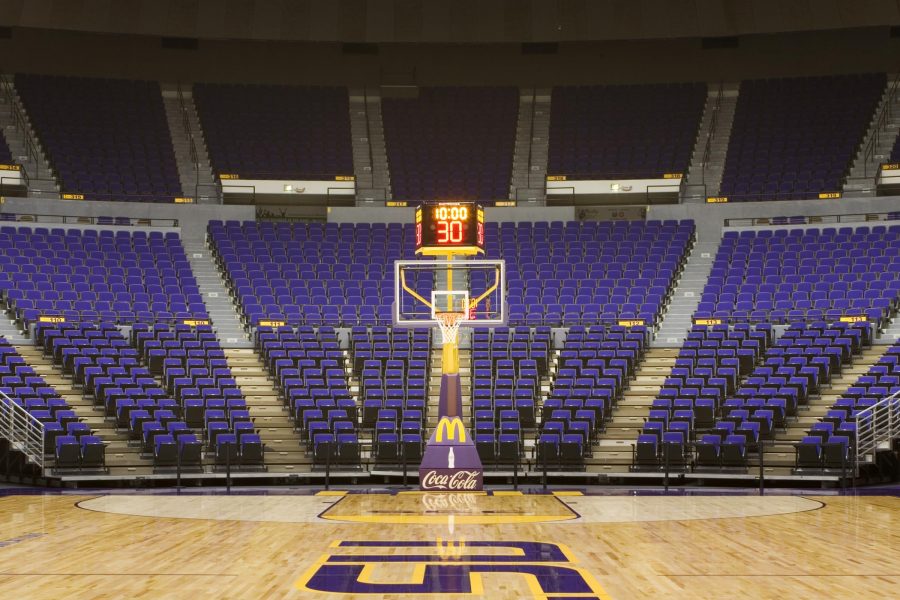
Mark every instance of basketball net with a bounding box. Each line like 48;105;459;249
435;311;465;345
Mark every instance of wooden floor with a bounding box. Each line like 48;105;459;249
0;491;898;599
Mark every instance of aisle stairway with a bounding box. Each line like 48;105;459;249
0;309;28;344
427;346;472;430
584;348;679;473
654;241;720;346
881;312;900;342
509;87;535;200
0;74;60;198
681;85;719;202
761;344;888;471
845;75;900;196
224;348;310;472
348;87;377;200
364;87;392;200
161;84;219;203
15;341;315;477
683;82;740;200
509;87;550;202
13;344;150;476
183;240;252;348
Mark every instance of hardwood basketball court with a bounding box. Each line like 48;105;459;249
0;489;897;599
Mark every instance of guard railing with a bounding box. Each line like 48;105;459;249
855;389;900;474
0;389;45;472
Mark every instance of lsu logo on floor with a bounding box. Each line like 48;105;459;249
296;540;610;598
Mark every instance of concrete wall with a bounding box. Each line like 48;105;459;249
334;196;899;236
222;179;354;195
5;195;898;242
1;197;254;240
0;221;180;235
546;178;681;195
326;206;576;224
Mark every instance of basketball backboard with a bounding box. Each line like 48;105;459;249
392;259;506;329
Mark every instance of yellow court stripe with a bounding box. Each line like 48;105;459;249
492;491;525;496
551;491;584;497
315;491;348;496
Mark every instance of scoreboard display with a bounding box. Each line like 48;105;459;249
415;202;484;255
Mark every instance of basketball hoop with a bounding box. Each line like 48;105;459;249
435;311;465;345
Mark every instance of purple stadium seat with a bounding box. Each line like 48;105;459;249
382;87;518;200
720;74;885;202
15;74;182;202
548;83;706;179
193;84;353;180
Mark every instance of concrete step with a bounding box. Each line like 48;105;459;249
227;352;307;454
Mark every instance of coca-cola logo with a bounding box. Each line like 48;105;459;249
421;470;481;491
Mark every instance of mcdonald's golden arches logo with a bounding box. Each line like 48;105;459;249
435;417;466;443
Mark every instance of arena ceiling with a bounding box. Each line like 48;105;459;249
0;0;898;44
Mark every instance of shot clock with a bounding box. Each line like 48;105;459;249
415;202;485;255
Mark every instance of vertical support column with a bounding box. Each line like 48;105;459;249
421;310;483;490
442;341;459;376
442;252;458;375
446;252;455;309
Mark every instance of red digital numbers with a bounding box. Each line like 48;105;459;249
436;220;463;244
417;203;482;251
434;205;468;244
434;206;468;221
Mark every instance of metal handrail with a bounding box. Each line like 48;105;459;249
526;86;537;190
194;181;223;204
16;311;207;327
542;182;679;207
218;183;256;204
514;186;543;203
544;170;690;181
700;82;724;186
686;312;880;328
0;172;27;195
217;171;356;181
644;180;684;204
355;187;389;202
526;91;549;192
363;87;375;189
255;210;327;223
862;75;900;179
544;185;576;197
0;73;46;180
176;83;200;173
724;211;899;227
680;182;707;202
242;313;657;331
854;389;900;473
0;389;45;472
176;83;221;203
0;212;179;227
325;186;359;199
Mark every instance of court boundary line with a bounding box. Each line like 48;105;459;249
69;493;828;525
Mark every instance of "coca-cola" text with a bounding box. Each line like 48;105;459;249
420;470;481;491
